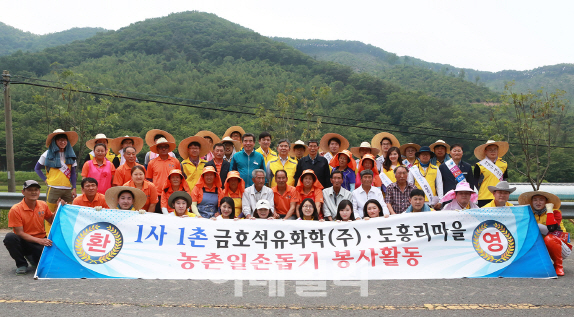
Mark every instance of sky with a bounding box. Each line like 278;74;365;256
2;0;572;72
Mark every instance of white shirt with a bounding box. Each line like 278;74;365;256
352;186;389;219
242;185;275;216
322;186;353;219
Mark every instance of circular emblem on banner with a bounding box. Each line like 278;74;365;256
472;220;515;263
74;222;123;264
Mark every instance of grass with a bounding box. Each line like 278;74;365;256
0;171;82;192
1;210;7;229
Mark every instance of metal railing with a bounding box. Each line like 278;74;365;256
1;192;573;219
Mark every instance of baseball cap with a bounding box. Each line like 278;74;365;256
256;199;272;210
23;180;41;190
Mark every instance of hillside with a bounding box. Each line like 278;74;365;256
0;11;571;182
273;38;574;102
0;22;106;56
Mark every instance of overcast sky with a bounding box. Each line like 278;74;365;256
2;0;572;72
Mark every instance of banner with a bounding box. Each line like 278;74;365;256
35;204;556;279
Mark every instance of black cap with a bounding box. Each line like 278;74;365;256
23;180;41;190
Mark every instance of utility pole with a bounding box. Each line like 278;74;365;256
2;70;16;192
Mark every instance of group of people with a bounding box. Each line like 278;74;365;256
3;127;570;277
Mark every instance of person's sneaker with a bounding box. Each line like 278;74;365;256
15;266;27;275
24;255;38;267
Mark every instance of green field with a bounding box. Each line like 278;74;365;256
0;171;82;193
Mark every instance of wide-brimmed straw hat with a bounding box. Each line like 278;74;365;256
518;191;561;209
85;134;113;151
319;133;349;153
45;129;78;148
195;130;221;145
145;129;176;147
371;132;400;151
350;142;380;158
178;136;211;160
222;126;246;139
105;186;147;210
488;181;516;194
289;140;309;157
110;135;144;154
149;137;176;154
221;136;242;152
429;140;450;154
474;140;509;160
399;143;421;156
168;191;192;209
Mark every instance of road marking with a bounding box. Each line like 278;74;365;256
0;299;573;310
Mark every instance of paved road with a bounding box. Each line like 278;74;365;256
1;230;573;316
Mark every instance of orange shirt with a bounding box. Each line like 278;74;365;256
124;180;159;211
8;199;53;238
161;184;191;212
192;184;218;204
272;185;299;215
298;188;324;203
146;156;180;195
72;193;109;208
112;162;144;187
213;160;223;174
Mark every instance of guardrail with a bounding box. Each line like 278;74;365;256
1;193;573;219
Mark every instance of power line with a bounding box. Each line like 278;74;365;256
10;80;574;149
12;75;484;136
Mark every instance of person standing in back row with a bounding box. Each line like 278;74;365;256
294;140;332;189
230;133;266;187
473;140;509;207
146;137;180;213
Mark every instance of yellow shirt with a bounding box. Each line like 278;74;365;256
267;156;298;187
481;200;514;208
533;209;567;232
413;164;438;202
256;147;277;166
181;158;207;190
39;150;77;188
477;158;508;201
382;168;397;183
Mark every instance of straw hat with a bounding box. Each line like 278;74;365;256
195;130;221;145
145;129;176;147
221;136;242;152
319;133;350;153
222;126;246;139
105;186;147;210
350;141;380;158
429;140;450;154
474;140;509;161
487;181;516;194
45;129;78;148
178;136;211;160
168;191;192;209
371;132;400;151
149;137;176;154
110;135;144;154
518;191;561;209
399;143;421;156
85;134;113;151
289;140;309;157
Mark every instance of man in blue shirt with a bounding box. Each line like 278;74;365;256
230;133;266;187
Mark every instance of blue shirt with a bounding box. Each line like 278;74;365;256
230;149;266;187
332;167;356;191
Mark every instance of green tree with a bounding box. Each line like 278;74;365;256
483;82;569;189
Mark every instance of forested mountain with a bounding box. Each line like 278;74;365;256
0;11;571;182
0;22;106;56
273;38;574;102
